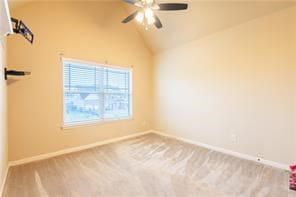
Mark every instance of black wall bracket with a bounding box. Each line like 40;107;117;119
4;68;31;80
10;17;34;44
5;17;33;81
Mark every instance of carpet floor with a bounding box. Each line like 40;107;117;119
3;133;295;197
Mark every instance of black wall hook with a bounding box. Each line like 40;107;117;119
4;68;31;80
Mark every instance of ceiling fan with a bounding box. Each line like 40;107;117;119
122;0;188;29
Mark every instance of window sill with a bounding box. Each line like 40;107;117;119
61;117;133;130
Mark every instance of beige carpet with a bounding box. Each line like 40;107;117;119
3;133;295;197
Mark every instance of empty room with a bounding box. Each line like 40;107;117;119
0;0;295;196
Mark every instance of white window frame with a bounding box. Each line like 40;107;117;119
61;57;133;129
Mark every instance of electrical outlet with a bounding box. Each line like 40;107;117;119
230;134;237;142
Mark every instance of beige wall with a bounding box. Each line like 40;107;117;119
154;6;296;165
0;38;8;190
7;2;153;161
7;2;296;166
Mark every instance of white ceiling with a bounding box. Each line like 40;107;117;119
8;0;296;53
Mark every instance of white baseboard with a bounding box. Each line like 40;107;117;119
151;130;289;171
9;130;152;167
0;164;9;196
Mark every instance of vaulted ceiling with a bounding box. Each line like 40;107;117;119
8;0;296;53
124;0;296;52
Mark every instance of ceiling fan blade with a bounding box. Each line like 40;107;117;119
122;11;138;23
154;14;163;29
122;0;138;5
158;3;188;11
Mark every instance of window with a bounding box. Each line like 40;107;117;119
62;58;132;126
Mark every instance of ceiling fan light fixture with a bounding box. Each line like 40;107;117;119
145;0;154;5
122;0;188;29
144;8;154;19
147;15;155;25
135;12;144;23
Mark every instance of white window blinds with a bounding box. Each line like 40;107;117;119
63;59;132;125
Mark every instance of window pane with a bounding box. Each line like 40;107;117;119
64;93;102;123
104;94;130;119
63;59;132;125
64;64;103;93
104;69;130;94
